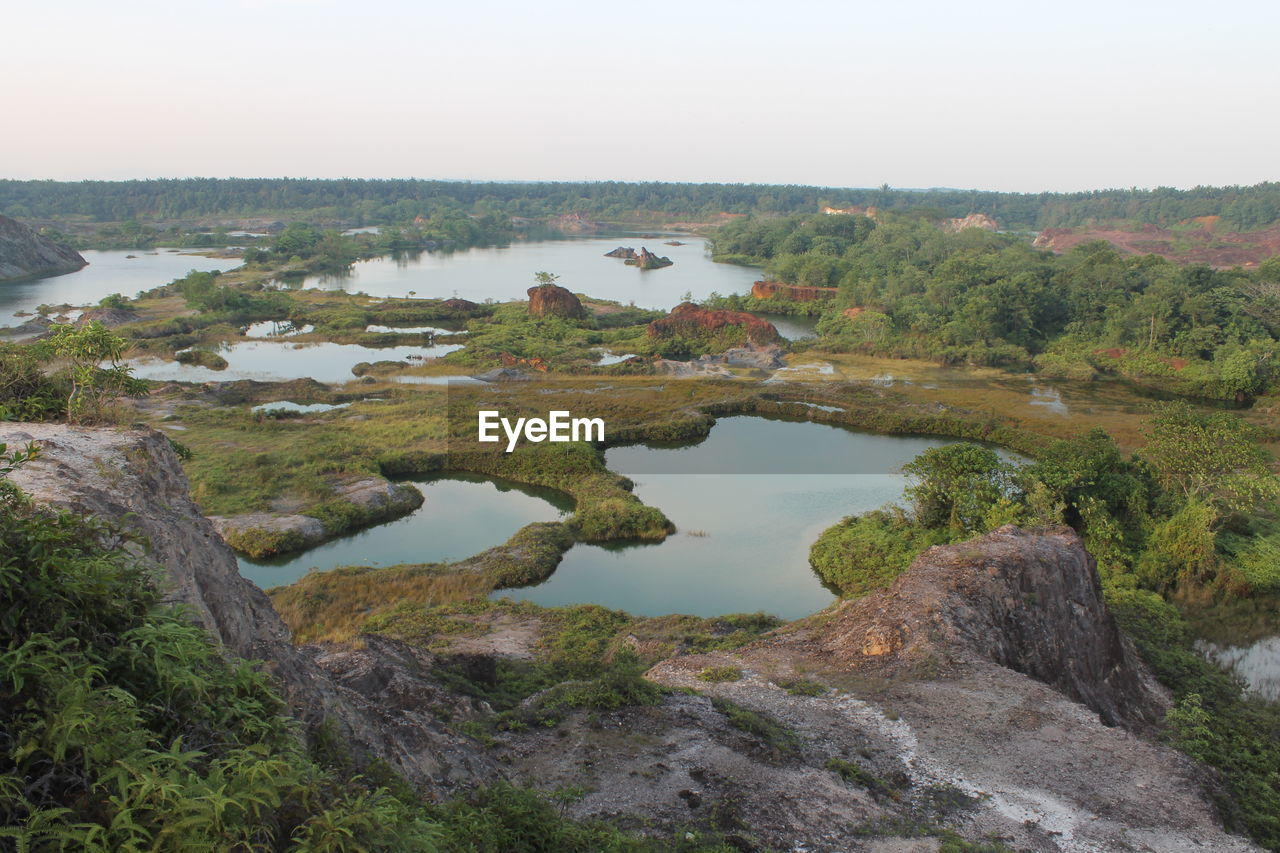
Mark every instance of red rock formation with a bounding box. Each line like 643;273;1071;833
751;280;838;301
647;303;783;346
526;284;585;319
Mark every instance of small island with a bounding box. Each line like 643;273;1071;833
604;245;673;270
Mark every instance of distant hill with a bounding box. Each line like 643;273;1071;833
0;214;86;282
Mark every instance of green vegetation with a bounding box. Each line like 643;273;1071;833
696;666;743;683
8;177;1280;231
713;214;1280;399
0;323;147;423
708;697;800;756
824;758;898;800
0;461;748;851
809;404;1280;848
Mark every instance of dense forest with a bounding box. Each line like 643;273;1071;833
4;178;1280;231
709;213;1280;400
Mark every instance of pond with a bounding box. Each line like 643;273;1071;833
756;313;818;341
278;236;759;311
240;416;971;619
125;339;464;384
237;474;574;589
498;417;959;619
0;249;234;323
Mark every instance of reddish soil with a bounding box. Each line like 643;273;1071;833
647;302;783;346
751;280;838;301
1034;223;1280;268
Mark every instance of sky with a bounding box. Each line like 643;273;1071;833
4;0;1278;193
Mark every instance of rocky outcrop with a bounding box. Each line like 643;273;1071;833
526;283;585;319
648;302;784;347
604;246;637;259
943;213;999;233
624;246;673;270
0;214;87;282
638;526;1254;851
0;423;496;792
815;525;1163;728
751;280;839;301
78;306;140;327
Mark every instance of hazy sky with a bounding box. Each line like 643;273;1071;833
4;0;1277;192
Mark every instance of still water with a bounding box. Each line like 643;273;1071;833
280;236;758;310
238;474;573;589
1197;636;1280;702
0;250;232;322
237;417;960;619
126;340;464;384
501;417;955;619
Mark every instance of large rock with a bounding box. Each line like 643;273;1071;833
648;302;784;347
526;283;585;319
0;423;496;792
0;214;87;282
815;525;1162;728
640;526;1255;851
624;246;673;270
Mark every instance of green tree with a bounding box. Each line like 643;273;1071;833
534;271;560;287
46;322;147;423
1140;403;1280;517
903;443;1015;534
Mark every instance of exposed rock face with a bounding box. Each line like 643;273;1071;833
0;214;87;282
751;280;839;301
0;423;496;792
603;246;638;259
648;302;784;347
548;212;600;233
817;525;1163;728
943;213;999;233
636;526;1254;851
77;306;140;327
624;246;673;270
526;283;586;319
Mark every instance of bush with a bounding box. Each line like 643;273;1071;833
809;510;947;598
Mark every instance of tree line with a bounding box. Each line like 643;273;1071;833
5;178;1280;231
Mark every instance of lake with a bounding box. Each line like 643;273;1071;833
0;249;233;323
279;236;759;310
238;474;574;589
241;417;960;620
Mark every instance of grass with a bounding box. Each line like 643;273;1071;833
697;666;743;683
709;697;801;756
